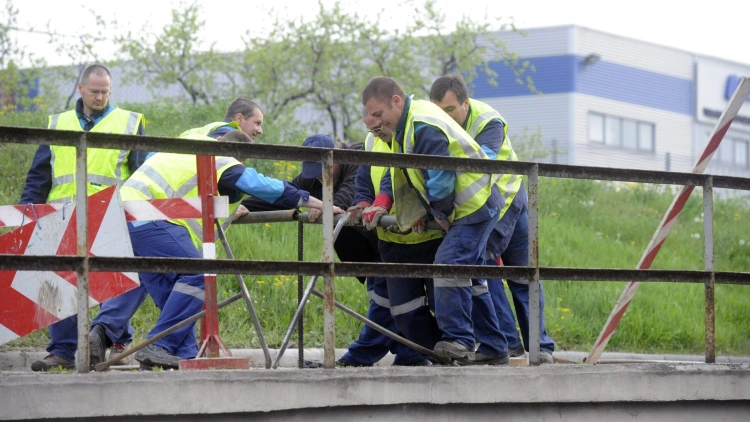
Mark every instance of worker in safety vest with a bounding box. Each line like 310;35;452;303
182;97;264;142
242;134;431;367
349;131;446;364
122;130;341;370
21;64;149;372
430;74;556;364
356;76;509;365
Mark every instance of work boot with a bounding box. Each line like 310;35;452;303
458;352;509;366
30;354;75;372
88;324;108;370
109;343;133;365
134;344;181;370
434;340;475;361
508;345;526;358
539;350;554;364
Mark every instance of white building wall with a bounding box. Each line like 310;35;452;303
482;94;571;164
574;93;695;172
572;27;694;78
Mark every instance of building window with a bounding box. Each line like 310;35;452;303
714;136;749;168
589;112;655;152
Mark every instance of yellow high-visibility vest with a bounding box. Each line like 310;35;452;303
465;98;522;219
46;107;144;203
365;133;442;244
390;99;497;230
120;133;242;249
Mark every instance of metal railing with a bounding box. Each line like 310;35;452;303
1;126;750;372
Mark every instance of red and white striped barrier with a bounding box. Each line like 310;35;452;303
0;197;229;228
586;77;750;364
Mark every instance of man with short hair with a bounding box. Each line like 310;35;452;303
125;130;340;370
430;74;556;363
358;76;510;365
204;98;264;142
22;64;149;371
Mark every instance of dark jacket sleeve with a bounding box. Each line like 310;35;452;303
127;120;148;174
333;163;358;208
353;165;376;205
20;145;53;204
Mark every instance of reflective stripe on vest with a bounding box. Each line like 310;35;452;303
119;133;243;249
466;99;523;219
178;121;240;138
365;133;442;244
46;108;143;202
393;100;496;225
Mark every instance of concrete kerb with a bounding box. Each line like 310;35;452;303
2;348;750;372
1;363;749;421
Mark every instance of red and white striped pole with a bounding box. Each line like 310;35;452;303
586;77;750;364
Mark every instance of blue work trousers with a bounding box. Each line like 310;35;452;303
129;221;205;359
341;276;424;366
378;238;443;354
46;285;148;362
433;211;507;354
488;209;555;352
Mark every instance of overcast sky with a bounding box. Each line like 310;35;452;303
8;0;750;67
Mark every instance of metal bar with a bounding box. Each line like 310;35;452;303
195;154;226;359
271;216;349;369
75;132;90;374
95;293;244;372
5;126;750;191
297;219;304;369
309;289;435;357
528;164;541;365
321;151;336;369
233;209;298;224
215;221;272;368
703;176;716;364
4;255;750;284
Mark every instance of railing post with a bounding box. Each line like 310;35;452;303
75;133;90;374
321;151;336;368
703;175;715;363
528;164;541;365
297;218;305;369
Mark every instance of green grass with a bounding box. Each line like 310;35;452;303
1;105;749;356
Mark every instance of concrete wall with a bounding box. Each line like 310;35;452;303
1;363;748;421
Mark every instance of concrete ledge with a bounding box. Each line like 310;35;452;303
1;363;748;420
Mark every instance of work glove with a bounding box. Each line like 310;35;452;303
346;202;370;226
411;218;425;234
362;194;392;231
435;216;451;232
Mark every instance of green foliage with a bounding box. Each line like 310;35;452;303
112;1;223;105
0;1;45;112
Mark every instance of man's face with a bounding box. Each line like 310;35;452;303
237;109;264;142
432;90;469;126
78;73;111;115
362;95;403;141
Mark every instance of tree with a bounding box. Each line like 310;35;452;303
0;0;45;111
234;0;536;141
112;1;223;105
44;8;108;110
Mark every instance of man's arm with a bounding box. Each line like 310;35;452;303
413;125;455;222
20;145;53;204
353;165;376;205
333;163;358;209
473;118;505;159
